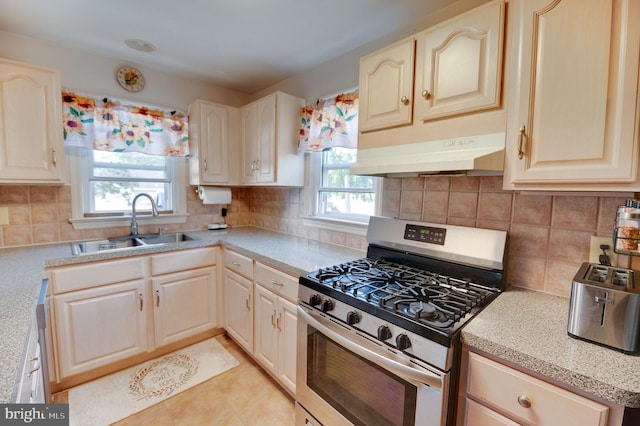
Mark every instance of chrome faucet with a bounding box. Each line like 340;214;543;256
130;193;159;236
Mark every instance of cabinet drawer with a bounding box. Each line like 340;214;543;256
254;262;297;303
464;398;520;426
50;257;145;294
224;250;253;280
467;352;609;426
151;247;217;276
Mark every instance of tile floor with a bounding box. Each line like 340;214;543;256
55;334;296;426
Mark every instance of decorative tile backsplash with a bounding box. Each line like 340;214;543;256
0;177;633;298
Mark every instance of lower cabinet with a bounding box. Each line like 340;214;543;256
54;279;149;378
48;247;218;382
222;249;298;396
224;268;254;353
254;284;297;395
152;266;217;347
462;350;613;426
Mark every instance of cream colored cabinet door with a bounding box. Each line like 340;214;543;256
241;95;276;184
224;268;254;353
276;296;297;394
0;59;66;183
254;284;278;373
254;284;297;395
504;0;640;188
53;280;148;378
189;100;237;185
359;37;416;132
415;0;504;122
152;266;217;347
241;92;304;186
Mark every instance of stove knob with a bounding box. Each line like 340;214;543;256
377;325;392;341
346;311;360;325
309;294;322;307
321;299;335;313
396;333;412;351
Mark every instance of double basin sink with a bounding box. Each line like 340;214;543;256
71;232;197;255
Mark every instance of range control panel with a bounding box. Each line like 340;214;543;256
404;224;446;245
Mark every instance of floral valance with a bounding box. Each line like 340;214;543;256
298;91;359;153
62;92;190;157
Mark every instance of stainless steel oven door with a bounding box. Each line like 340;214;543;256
296;305;449;426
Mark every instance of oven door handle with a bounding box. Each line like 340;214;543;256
298;306;443;389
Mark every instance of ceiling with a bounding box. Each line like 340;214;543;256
0;0;453;94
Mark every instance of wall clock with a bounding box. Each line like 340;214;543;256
116;66;145;92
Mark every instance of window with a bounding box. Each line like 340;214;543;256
69;147;188;229
89;151;173;213
318;147;377;221
306;147;382;232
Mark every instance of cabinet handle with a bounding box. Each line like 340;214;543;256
232;261;241;267
421;90;431;100
518;125;526;159
276;312;282;331
245;296;251;310
28;366;41;378
139;293;144;311
517;395;532;408
203;159;207;172
400;96;410;105
271;310;276;327
52;148;57;167
155;289;160;307
271;279;283;287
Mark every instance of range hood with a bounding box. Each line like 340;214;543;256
350;132;505;177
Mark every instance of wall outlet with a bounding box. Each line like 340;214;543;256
589;235;617;266
0;207;8;225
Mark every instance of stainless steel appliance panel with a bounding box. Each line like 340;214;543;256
297;306;448;426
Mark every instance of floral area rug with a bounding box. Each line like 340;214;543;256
68;338;239;425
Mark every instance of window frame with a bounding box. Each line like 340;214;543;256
303;149;382;236
68;147;188;230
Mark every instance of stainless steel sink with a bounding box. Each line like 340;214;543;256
136;232;196;245
71;232;198;255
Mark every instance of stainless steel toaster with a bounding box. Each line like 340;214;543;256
568;262;640;354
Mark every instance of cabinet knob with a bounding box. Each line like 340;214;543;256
517;395;532;408
421;90;431;100
400;96;410;105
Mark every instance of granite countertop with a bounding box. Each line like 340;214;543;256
7;229;639;409
0;226;365;403
462;286;640;408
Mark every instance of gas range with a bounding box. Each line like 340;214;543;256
298;216;507;370
296;217;508;426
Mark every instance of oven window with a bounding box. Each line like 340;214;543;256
307;327;417;426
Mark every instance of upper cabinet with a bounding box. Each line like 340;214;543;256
414;0;504;122
0;58;67;184
359;0;505;134
356;0;507;157
240;92;305;186
189;100;240;186
503;0;640;190
359;38;416;132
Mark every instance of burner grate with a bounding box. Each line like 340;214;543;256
309;257;494;329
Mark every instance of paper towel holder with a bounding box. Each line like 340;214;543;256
197;186;232;204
